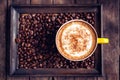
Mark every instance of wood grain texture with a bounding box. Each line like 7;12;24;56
97;0;119;80
31;0;53;4
54;77;66;80
75;77;87;80
0;0;119;80
12;0;30;4
98;74;118;80
55;77;74;80
65;77;75;80
87;77;98;80
53;0;74;4
7;77;29;80
118;0;120;80
119;56;120;80
0;0;6;80
97;77;106;80
119;0;120;56
30;77;49;80
75;77;97;80
76;0;97;4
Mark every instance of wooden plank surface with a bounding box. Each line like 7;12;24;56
119;56;120;80
0;0;119;80
30;76;50;80
97;0;119;80
76;0;97;4
75;77;87;80
97;77;106;80
7;77;30;80
87;77;98;80
119;0;120;56
12;0;30;4
0;0;7;80
75;77;97;80
55;77;74;80
31;0;53;4
53;0;74;4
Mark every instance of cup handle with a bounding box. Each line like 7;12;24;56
97;38;109;44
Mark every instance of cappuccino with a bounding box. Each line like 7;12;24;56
56;20;97;61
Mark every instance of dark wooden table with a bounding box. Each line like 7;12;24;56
0;0;119;80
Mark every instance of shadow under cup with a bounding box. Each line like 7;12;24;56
55;19;109;61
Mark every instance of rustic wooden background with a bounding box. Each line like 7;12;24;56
0;0;119;80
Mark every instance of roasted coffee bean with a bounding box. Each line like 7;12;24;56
17;12;96;69
15;38;21;43
86;13;92;19
39;63;43;67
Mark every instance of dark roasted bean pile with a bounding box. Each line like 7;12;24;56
16;12;95;69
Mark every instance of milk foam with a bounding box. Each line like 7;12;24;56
61;22;93;57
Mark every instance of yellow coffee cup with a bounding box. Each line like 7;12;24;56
56;19;109;61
